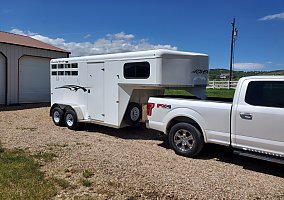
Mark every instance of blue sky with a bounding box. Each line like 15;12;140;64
0;0;284;71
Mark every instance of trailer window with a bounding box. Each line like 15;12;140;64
124;62;150;79
65;64;71;68
58;64;64;69
58;71;64;76
245;81;284;108
65;71;71;76
51;64;57;69
51;71;57;76
71;63;78;68
71;71;78;76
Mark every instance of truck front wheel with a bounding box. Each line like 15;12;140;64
169;123;204;157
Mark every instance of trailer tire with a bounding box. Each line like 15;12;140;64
64;109;79;130
125;102;142;125
169;122;204;157
51;107;64;126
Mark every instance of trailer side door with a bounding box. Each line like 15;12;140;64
87;62;105;121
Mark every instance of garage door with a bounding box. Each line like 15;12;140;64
19;56;51;103
0;53;6;104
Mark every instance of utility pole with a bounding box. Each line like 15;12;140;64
229;18;237;85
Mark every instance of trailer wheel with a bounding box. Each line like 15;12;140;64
64;109;79;130
169;123;204;157
52;107;64;126
125;102;142;125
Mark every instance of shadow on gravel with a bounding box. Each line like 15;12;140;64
82;124;284;178
195;144;283;178
0;103;50;111
81;123;165;141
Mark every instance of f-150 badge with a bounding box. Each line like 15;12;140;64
157;104;171;109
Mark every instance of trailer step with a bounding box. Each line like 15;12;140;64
233;150;284;165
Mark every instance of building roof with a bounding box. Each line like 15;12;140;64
0;31;69;53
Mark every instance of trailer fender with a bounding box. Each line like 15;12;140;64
50;104;85;120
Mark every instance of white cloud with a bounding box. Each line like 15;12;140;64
259;12;284;21
110;32;135;40
234;63;265;70
10;28;37;36
10;29;177;56
83;34;91;39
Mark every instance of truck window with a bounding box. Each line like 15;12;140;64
124;62;150;79
245;81;284;108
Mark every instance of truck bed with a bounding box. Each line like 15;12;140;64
154;95;233;103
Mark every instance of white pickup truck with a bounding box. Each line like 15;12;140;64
146;76;284;164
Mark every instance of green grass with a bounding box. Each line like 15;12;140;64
82;169;94;179
0;144;57;199
32;151;57;162
50;177;71;189
81;178;92;187
206;88;235;98
165;88;235;99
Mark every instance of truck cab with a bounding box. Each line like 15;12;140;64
231;76;284;158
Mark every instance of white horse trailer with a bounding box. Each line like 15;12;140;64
50;49;208;129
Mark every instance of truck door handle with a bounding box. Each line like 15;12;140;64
240;113;253;120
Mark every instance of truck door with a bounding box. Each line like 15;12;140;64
87;62;105;121
234;80;284;155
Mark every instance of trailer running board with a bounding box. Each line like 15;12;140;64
233;150;284;165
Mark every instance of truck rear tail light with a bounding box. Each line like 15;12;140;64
147;103;155;116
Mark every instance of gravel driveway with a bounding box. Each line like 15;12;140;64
0;104;283;199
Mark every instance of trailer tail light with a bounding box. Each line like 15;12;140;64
147;103;155;116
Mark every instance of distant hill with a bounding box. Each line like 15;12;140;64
209;69;284;81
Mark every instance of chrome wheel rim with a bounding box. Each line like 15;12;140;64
173;129;194;152
66;113;74;127
53;111;60;123
130;107;140;121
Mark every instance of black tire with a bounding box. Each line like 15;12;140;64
169;123;204;157
125;102;142;125
64;109;79;130
51;107;64;126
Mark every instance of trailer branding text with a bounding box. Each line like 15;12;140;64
192;69;208;74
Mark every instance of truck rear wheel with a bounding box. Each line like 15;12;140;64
52;107;64;126
169;123;204;157
64;109;79;130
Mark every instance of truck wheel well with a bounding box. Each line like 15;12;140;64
166;116;202;135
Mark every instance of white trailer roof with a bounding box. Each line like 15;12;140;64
51;49;208;63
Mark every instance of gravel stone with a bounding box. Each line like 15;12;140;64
0;105;283;199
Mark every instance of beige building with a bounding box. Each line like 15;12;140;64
0;31;69;105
